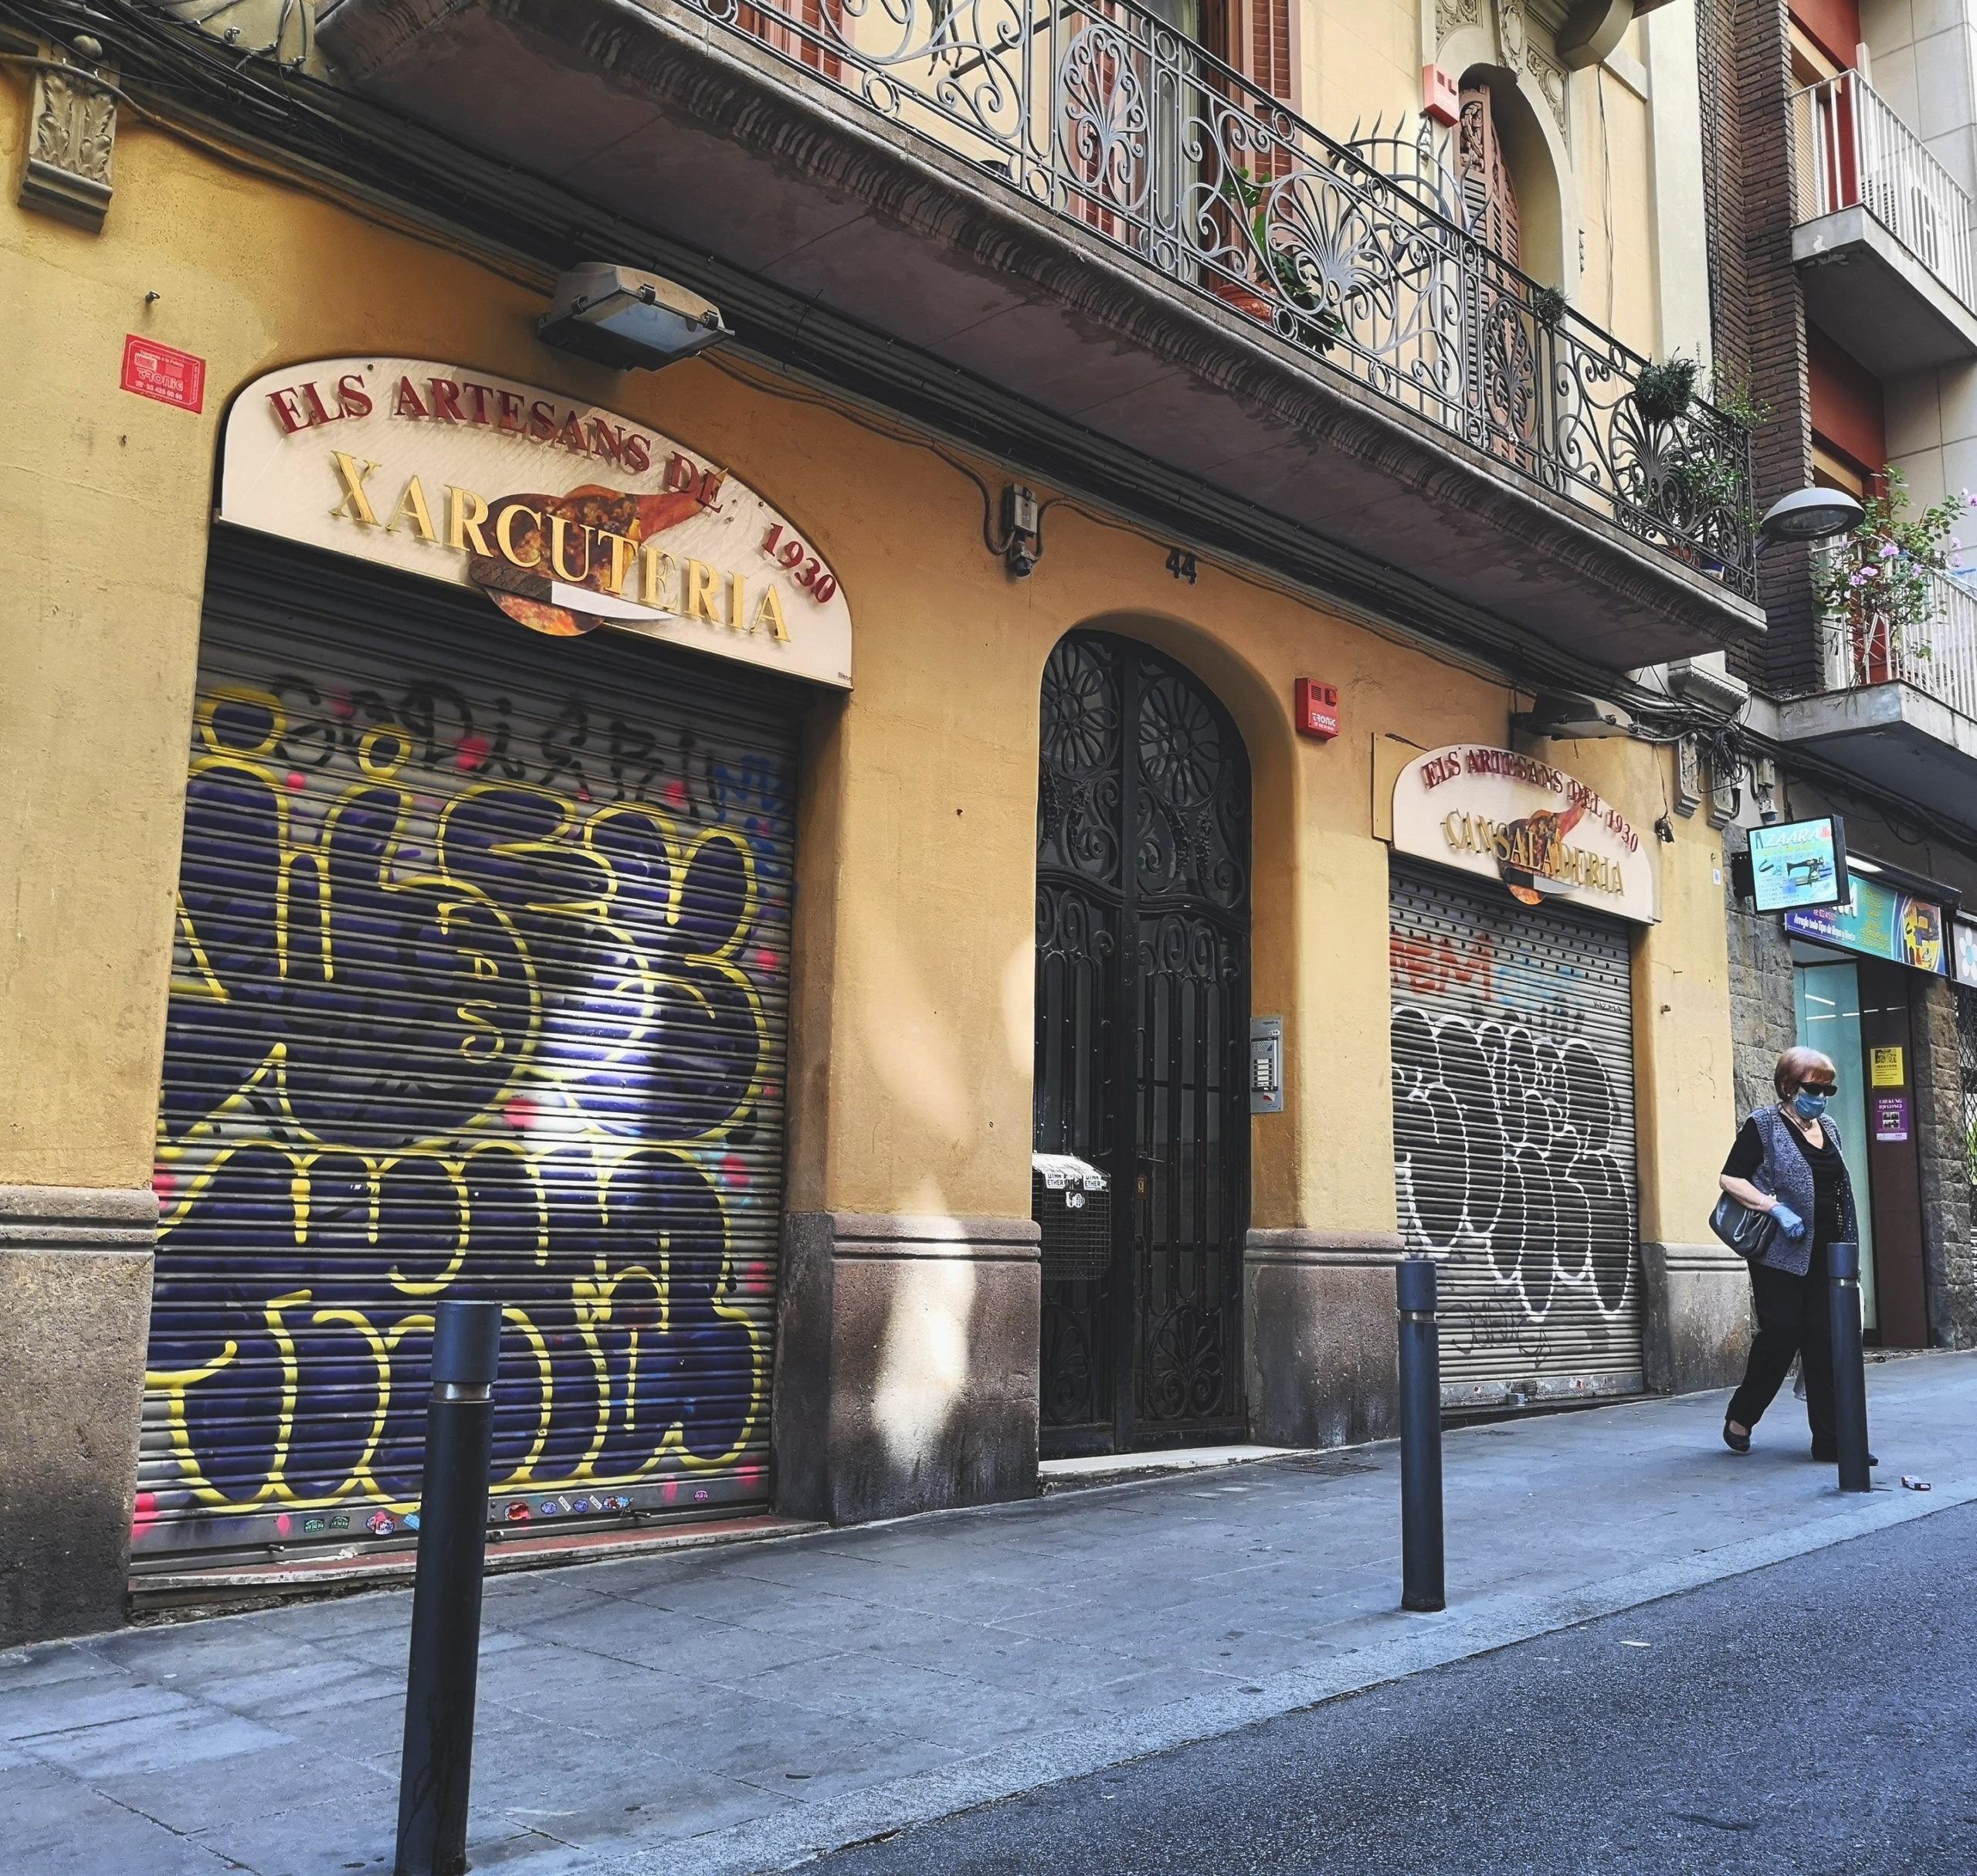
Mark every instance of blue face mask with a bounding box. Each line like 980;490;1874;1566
1792;1089;1829;1121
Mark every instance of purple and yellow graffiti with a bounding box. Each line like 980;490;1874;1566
137;660;789;1550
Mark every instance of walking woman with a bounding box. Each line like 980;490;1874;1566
1718;1046;1876;1463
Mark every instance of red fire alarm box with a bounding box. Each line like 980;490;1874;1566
1423;64;1460;127
1295;677;1340;741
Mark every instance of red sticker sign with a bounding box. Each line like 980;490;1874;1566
121;334;206;413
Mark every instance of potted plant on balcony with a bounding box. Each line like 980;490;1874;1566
1633;353;1700;427
1653;369;1769;578
1209;165;1345;356
1809;468;1962;687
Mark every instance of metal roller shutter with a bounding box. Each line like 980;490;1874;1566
1389;865;1643;1408
134;541;798;1566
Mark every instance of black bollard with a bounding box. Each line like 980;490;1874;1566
1827;1241;1872;1494
395;1299;503;1876
1397;1256;1446;1612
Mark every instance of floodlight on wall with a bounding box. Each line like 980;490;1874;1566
1512;691;1635;741
537;264;730;371
1756;486;1865;551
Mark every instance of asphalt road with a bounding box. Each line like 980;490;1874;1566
809;1498;1977;1876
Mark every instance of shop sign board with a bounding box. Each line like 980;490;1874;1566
1784;875;1948;975
1391;745;1656;924
1748;816;1848;912
1953;918;1977;986
218;358;853;687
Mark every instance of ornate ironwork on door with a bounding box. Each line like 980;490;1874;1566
1034;632;1250;1453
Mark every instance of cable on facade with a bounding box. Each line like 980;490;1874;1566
21;0;1977;874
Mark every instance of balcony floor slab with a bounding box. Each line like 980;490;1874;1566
1794;205;1977;372
1776;681;1977;831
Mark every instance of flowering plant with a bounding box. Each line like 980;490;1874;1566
1811;468;1963;680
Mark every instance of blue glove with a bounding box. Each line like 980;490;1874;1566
1770;1201;1806;1241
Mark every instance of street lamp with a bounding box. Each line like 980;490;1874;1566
1755;486;1864;552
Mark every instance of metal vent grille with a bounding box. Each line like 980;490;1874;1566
1033;1155;1111;1283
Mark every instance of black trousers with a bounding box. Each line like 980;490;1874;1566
1726;1260;1836;1450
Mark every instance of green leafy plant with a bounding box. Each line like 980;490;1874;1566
1531;285;1568;326
1634;353;1701;426
1667;446;1745;517
1655;368;1766;551
1811;466;1963;673
1217;166;1344;355
1704;366;1771;435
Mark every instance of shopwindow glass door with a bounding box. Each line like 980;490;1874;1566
1795;961;1880;1332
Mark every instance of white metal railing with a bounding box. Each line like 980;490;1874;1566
1792;71;1977;311
1816;545;1977;723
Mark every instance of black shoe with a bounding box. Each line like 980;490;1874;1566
1723;1420;1751;1454
1811;1446;1878;1466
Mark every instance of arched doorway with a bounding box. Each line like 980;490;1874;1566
1033;630;1252;1456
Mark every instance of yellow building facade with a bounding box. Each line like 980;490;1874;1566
2;0;1758;1644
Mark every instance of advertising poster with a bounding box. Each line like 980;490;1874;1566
1784;875;1948;974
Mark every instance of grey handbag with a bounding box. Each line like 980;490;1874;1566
1709;1192;1775;1260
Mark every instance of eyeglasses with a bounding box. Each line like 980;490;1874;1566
1798;1082;1838;1096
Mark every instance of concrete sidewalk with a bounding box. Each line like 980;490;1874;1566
8;1353;1977;1876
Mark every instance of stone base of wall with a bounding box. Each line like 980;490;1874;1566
773;1211;1039;1525
1640;1241;1753;1396
1243;1230;1406;1449
1913;976;1977;1347
1;1186;156;1646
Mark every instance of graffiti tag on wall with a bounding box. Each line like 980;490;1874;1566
137;652;791;1549
1390;912;1639;1382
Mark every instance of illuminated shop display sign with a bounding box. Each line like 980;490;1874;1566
1391;745;1657;924
219;358;853;687
1785;874;1948;974
1955;918;1977;986
1748;816;1848;912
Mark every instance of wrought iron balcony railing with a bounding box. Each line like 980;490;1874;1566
1816;542;1977;723
1792;70;1977;312
682;0;1756;598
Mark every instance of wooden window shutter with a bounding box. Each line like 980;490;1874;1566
1458;84;1521;267
1219;0;1292;103
1255;0;1293;101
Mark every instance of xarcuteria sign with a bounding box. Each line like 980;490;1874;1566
219;358;853;688
1392;744;1657;924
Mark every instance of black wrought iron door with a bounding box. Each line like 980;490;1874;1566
1034;632;1250;1454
